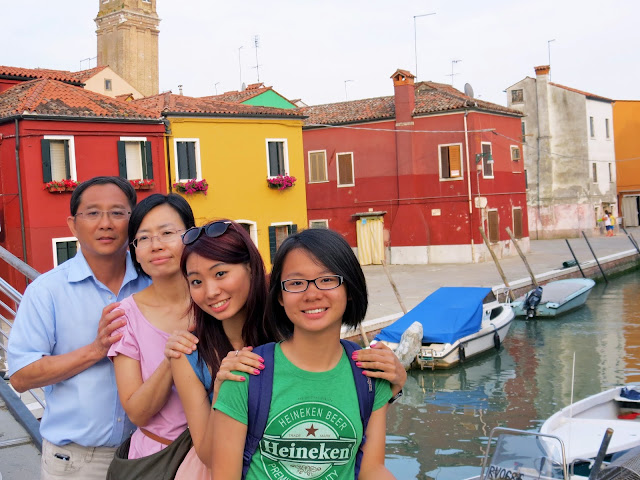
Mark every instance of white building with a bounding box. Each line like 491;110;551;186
506;65;617;239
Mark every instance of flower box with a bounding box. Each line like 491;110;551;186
173;179;208;195
44;179;78;193
130;179;155;190
267;174;296;191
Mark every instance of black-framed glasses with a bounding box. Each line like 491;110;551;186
281;275;344;293
182;221;232;245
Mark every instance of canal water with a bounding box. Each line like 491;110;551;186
384;269;640;479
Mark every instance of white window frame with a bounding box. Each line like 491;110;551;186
308;150;328;183
265;139;290;178
173;138;202;182
336;152;355;187
438;142;464;182
481;142;494;179
510;145;521;162
309;219;329;229
120;136;147;180
52;236;78;268
44;135;77;181
235;219;258;247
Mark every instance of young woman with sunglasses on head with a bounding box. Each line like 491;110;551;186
211;228;396;479
107;194;195;460
168;221;406;475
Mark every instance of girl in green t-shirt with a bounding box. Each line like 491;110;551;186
212;228;396;480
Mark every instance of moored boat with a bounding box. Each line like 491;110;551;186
511;278;596;318
375;287;514;369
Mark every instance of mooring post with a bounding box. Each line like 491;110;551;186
581;231;608;283
621;226;640;254
505;227;539;287
480;228;516;301
565;239;586;278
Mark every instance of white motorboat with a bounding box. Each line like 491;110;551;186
511;278;596;318
375;287;514;369
540;386;640;469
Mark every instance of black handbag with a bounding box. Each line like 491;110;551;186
106;428;192;480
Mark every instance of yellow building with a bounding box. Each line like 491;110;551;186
135;93;308;264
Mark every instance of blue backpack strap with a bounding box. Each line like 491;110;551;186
340;339;375;479
242;342;275;480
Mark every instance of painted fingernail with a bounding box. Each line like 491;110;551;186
258;357;264;363
240;377;246;381
254;369;260;375
356;362;362;367
351;352;358;360
258;364;265;370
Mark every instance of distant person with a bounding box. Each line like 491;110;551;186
8;177;150;480
604;210;615;237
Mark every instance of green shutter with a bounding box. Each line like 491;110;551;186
268;142;280;176
187;142;197;179
144;141;153;180
41;139;52;183
177;142;188;179
117;141;127;178
290;224;298;235
63;140;71;179
269;226;277;264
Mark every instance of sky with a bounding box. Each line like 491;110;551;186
2;1;639;107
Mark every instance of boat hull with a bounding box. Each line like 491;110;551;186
511;278;595;318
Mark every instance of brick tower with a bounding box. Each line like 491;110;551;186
95;0;160;97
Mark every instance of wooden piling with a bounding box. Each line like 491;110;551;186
480;228;516;301
506;227;539;287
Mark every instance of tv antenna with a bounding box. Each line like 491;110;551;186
344;80;354;101
446;59;462;86
252;35;261;82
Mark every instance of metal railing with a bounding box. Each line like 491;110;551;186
0;245;44;450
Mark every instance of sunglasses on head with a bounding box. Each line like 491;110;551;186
182;221;232;245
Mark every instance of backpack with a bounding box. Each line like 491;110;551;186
242;339;375;480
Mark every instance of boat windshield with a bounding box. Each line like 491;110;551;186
480;428;568;480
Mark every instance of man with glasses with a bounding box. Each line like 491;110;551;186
8;176;151;479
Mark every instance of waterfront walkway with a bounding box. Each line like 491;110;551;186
1;228;639;478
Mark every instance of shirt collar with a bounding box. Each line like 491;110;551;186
68;249;139;286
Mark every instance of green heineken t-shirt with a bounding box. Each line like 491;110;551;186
214;343;392;480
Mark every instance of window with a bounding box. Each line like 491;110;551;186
510;146;521;162
439;144;463;180
521;121;526;143
41;136;76;183
512;208;523;239
487;210;499;243
511;89;523;104
236;219;258;246
309;219;329;229
104;79;112;91
482;142;494;178
52;237;78;267
592;163;598;182
308;150;328;183
118;138;153;180
174;139;201;181
605;118;610;139
524;169;528;189
336;152;355;187
268;223;297;263
609;163;613;183
266;139;289;177
590;117;595;138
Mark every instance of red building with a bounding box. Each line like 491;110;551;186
302;69;528;265
0;78;165;291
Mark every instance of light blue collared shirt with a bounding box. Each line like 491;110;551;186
8;250;151;447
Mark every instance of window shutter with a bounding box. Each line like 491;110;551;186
144;141;153;180
64;140;71;179
268;226;277;263
440;146;450;178
117;141;127;178
337;154;353;185
177;142;188;179
187;142;197;179
309;152;326;182
482;144;493;177
290;224;297;235
513;209;523;238
449;146;461;177
488;211;499;243
268;142;284;176
41;139;52;183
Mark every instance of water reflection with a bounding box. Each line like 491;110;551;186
385;269;640;480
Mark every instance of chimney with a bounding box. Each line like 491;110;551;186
534;65;550;78
178;84;183;96
391;69;415;124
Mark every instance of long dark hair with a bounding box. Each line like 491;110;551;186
180;220;280;395
266;228;368;339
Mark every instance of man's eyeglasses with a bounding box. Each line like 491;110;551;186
281;275;344;293
131;230;183;249
182;221;232;245
74;210;131;222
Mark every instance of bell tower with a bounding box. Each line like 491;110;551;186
95;0;160;97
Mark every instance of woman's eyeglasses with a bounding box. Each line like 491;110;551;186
182;221;232;245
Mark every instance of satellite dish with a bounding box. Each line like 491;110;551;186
464;83;475;98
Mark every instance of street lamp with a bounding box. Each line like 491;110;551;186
475;152;494;170
413;12;436;79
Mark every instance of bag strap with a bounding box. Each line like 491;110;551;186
242;342;275;480
340;339;375;480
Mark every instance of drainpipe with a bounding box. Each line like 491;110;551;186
163;118;172;193
534;81;542;240
14;119;27;267
464;110;475;262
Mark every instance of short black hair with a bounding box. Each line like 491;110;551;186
128;193;195;276
70;176;136;216
266;228;368;338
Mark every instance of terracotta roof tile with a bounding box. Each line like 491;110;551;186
68;66;109;82
302;81;521;126
133;92;304;118
201;86;271;104
0;78;161;121
0;65;83;85
549;82;613;102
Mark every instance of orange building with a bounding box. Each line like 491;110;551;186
613;100;640;227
